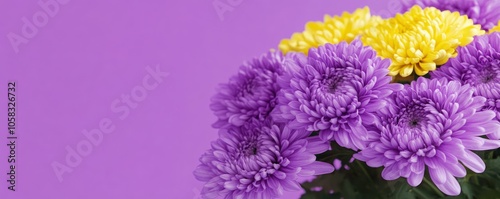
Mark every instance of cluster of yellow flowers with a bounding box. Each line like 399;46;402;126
363;6;483;77
279;7;381;55
279;5;499;78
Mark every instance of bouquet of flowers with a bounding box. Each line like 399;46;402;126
194;0;500;198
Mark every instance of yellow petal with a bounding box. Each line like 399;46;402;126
399;65;414;77
414;64;428;76
419;62;436;71
278;7;380;54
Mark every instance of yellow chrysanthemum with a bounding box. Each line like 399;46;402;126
362;6;484;77
279;7;382;55
490;21;500;33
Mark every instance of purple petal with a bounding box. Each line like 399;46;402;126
407;171;424;187
302;161;335;175
434;172;461;196
382;164;400;180
429;166;447;184
458;150;486;173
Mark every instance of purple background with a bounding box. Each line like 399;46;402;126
0;0;396;198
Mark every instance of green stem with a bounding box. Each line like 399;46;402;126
473;175;479;185
356;161;374;184
488;150;494;159
423;177;445;198
412;187;428;199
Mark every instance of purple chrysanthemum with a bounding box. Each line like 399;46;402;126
400;0;500;30
210;51;286;129
272;39;402;150
355;77;500;196
432;32;500;139
193;120;334;199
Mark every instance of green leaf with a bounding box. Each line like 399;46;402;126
300;190;341;199
459;178;474;199
476;188;500;199
338;177;360;199
300;172;344;194
389;180;416;199
482;158;500;180
315;141;356;164
301;147;500;198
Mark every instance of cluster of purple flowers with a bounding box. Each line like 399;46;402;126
195;36;500;198
194;5;500;199
195;51;336;199
194;120;333;198
195;39;405;198
355;33;500;195
272;40;402;151
355;33;500;196
432;32;500;136
355;77;500;195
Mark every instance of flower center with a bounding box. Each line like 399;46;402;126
238;79;256;97
409;119;419;127
243;143;258;156
327;76;344;93
462;55;500;86
383;97;455;157
480;70;498;83
237;135;260;158
322;68;357;95
394;102;429;129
